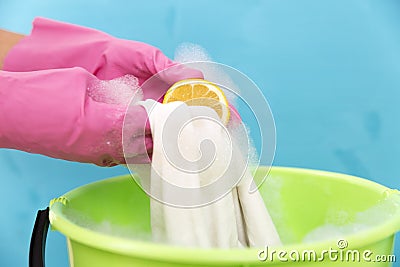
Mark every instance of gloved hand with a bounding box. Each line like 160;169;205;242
1;18;204;166
0;67;154;166
3;17;202;101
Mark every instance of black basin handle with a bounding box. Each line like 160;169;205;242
29;208;50;267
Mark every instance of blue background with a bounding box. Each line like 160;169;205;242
1;0;399;266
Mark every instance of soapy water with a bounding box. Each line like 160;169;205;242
254;173;400;245
62;186;400;246
63;208;153;241
303;192;400;243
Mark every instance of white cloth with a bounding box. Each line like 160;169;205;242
132;99;281;248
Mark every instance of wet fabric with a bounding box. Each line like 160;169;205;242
134;99;281;248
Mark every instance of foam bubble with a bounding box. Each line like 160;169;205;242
174;43;213;62
303;192;400;243
87;74;143;106
174;43;240;105
228;121;259;170
63;209;152;241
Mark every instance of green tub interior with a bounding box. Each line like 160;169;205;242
49;167;400;266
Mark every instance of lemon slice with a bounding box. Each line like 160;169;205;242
163;79;230;124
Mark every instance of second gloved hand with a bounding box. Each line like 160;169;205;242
0;67;151;166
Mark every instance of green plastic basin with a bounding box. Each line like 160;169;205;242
49;167;400;266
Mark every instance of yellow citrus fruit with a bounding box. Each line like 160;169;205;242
163;79;230;124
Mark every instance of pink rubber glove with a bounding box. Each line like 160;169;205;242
3;17;202;101
1;18;203;166
0;67;153;166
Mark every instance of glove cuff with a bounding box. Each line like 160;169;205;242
3;17;113;75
